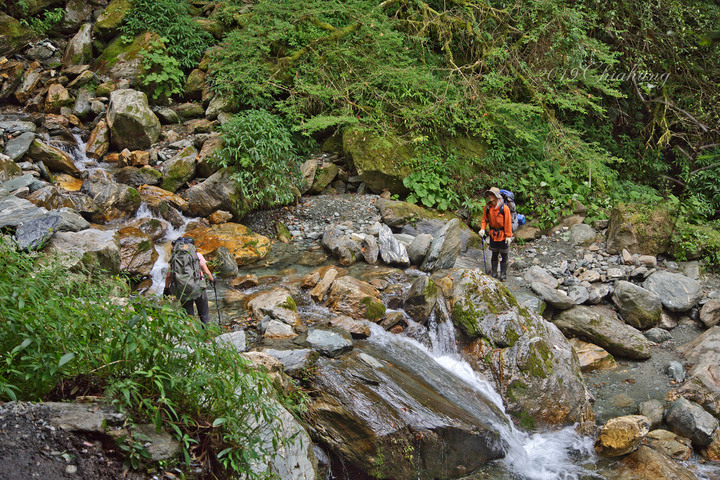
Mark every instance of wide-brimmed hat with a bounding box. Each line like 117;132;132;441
485;187;501;200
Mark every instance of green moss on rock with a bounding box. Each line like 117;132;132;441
94;0;134;40
342;127;413;194
361;296;386;321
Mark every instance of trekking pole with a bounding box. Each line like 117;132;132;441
212;280;221;324
481;235;488;274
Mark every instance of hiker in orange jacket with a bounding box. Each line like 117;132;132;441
479;187;513;280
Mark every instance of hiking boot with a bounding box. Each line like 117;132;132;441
491;259;498;278
499;261;508;281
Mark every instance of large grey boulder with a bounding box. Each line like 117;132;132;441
322;227;362;266
377;223;410;267
524;266;559;289
568;223;597;246
308;337;509;479
81;177;141;223
672;327;720;417
444;269;593;427
4;131;35;161
44;229;121;274
407;233;432;265
643;270;703;312
117;226;158;277
420;218;462;271
62;23;92;68
612;280;662;329
403;275;438;323
553;305;653;360
106;89;161;150
666;397;718;447
182;168;246;218
13;209;89;251
27;139;80;176
0;191;48;229
247;288;300;327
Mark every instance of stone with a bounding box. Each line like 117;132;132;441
420;218;463;271
208;210;232;224
553;305;653;360
71;88;93;119
699;299;720;329
666;397;718;447
128;150;149;167
645;429;693;461
309;162;338;194
407;233;432;265
215;330;247;353
184;223;270;266
249;288;300;327
299;158;317;194
605;203;674;255
360;234;379;265
643;270;703;312
322;227;362;266
310;268;338;303
106;89;162;150
644;328;672;344
184;69;206;100
4;131;35;161
377;223;410;267
95;32;159;87
14;67;42;104
666;361;685;383
403;275;438;323
205;94;237;120
595;415;651;457
524;265;559;289
44;229;121;274
264;320;297;339
80;178;140;223
329;315;371;339
117;226;158;277
93;0;134;40
638;255;658;268
530;282;575;310
62;23;93;68
44;83;72;113
568;338;617;373
161;145;197;192
568;285;589;305
306;329;353;358
568;223;597;246
637;401;665;430
326;276;385;321
28;139;80;176
612;280;662;329
13;214;61;251
614;445;697;480
342;127;413;193
0;12;33;57
182;169;245;219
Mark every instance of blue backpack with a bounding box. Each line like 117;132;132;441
486;189;523;232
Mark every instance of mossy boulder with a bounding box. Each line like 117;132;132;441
0;12;34;57
95;31;159;87
161;145;197;193
342;127;412;193
62;23;93;68
441;269;593;428
308;162;339;194
106;89;161;150
606;203;674;255
6;0;63;17
326;276;385;321
94;0;135;40
0;153;22;182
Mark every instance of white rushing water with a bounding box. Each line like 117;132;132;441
368;311;600;480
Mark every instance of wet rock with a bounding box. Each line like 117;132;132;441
403;275;437;323
161;145;197;193
81;178;140;223
306;329;353;358
310;268;338;303
446;269;593;427
329;315;371;339
106;89;161;150
85;119;110;159
208;210;232;225
185;223;270;266
568;338;617;372
643;271;702;312
614;445;697;480
595;414;651;457
207;246;239;278
248;288;300;327
666;397;717;447
44;228;121;274
260;348;314;375
117;226;158;277
420;218;462;271
44;83;72;114
645;429;693;461
377;224;410;267
308;340;508;479
612;281;662;329
587;283;611;304
322;226;362;266
113;166;161;187
553;305;652;360
28;139;80;176
326;276;385;321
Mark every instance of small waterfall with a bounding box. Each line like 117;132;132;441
368;310;601;480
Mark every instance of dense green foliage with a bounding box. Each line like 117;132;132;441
207;0;720;227
0;240;299;478
211;109;302;212
121;0;214;70
138;38;186;102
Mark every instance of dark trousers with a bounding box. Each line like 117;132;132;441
182;291;210;325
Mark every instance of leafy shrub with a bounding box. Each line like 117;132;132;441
403;150;460;211
0;239;299;478
122;0;213;70
211;110;301;212
19;7;64;36
139;38;185;102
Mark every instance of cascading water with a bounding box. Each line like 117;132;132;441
369;304;601;480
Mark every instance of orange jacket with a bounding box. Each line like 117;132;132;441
481;203;512;242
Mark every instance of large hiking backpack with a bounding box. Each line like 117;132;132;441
487;189;520;232
169;237;206;303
